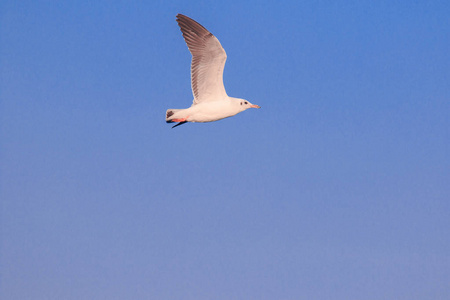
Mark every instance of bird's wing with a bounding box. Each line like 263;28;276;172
176;14;228;105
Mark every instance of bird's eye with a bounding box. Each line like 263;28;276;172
245;101;248;104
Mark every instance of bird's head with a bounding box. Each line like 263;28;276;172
234;98;261;112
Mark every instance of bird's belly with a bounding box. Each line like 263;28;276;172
187;102;237;123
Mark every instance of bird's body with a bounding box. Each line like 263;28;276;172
166;14;260;128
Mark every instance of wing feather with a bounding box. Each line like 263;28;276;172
176;14;228;105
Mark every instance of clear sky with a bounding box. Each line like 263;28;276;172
1;1;449;299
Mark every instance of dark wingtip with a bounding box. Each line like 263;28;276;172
172;121;187;128
175;14;210;35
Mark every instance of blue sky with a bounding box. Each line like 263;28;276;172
1;1;449;299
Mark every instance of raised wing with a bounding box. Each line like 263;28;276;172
176;14;228;105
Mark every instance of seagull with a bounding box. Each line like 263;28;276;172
166;14;260;128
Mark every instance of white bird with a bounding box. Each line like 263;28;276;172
166;14;260;128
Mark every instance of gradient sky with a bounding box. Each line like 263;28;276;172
1;1;449;299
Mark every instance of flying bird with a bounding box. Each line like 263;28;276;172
166;14;260;128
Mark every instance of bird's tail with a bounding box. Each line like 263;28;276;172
165;109;182;123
